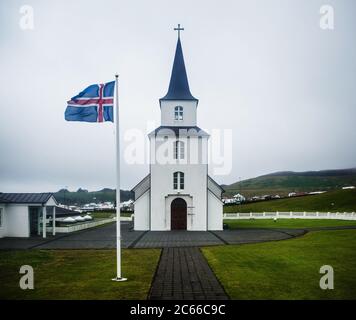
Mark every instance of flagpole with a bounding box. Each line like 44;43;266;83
112;74;127;282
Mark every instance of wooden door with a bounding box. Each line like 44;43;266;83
171;198;187;230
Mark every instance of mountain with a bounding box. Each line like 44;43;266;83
223;168;356;197
54;188;134;205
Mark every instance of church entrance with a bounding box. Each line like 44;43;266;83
171;198;187;230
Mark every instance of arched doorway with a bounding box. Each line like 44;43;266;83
171;198;187;230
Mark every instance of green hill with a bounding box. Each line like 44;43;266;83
224;189;356;213
54;188;134;205
223;168;356;197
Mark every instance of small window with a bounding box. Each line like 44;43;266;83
173;172;184;190
174;106;183;121
174;141;185;159
180;173;184;190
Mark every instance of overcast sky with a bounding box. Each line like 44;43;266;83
0;0;355;192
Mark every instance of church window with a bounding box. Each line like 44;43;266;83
174;106;183;121
173;172;184;190
174;141;185;159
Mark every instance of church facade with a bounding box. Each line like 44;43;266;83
132;32;224;231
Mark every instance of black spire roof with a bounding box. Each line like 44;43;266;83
160;38;198;102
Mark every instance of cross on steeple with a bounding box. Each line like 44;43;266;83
174;24;184;38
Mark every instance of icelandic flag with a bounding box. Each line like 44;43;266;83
65;81;115;122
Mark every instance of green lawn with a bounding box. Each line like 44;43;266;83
224;219;356;229
224;189;356;213
90;211;132;219
203;230;356;299
0;249;160;300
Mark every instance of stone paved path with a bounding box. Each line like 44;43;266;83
134;231;223;248
149;247;229;300
2;223;355;250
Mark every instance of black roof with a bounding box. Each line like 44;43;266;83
160;38;198;102
55;206;80;217
0;193;54;204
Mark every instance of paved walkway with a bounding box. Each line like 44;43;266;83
0;222;143;250
149;247;228;300
0;222;311;250
3;222;355;250
134;231;222;248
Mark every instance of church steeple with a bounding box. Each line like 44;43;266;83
160;26;198;102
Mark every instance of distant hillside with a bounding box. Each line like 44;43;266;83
54;188;134;205
223;168;356;197
224;189;356;213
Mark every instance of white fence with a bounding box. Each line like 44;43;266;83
47;217;127;233
223;212;356;221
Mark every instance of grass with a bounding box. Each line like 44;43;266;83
203;230;356;299
224;189;356;213
224;170;356;197
0;249;160;300
90;211;132;219
224;219;356;229
90;211;115;219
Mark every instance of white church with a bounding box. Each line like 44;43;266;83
132;28;224;231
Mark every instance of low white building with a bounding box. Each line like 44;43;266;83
0;193;58;238
233;193;246;203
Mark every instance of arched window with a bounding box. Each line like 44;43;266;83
174;141;185;159
174;106;183;121
173;172;184;190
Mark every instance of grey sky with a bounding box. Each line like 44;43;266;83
0;0;355;192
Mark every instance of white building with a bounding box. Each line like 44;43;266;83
132;31;224;231
0;193;58;238
233;193;246;203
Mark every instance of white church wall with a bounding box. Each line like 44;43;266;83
149;132;210;231
0;205;7;238
134;190;150;230
208;191;223;231
6;205;30;237
150;163;208;231
160;100;197;127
